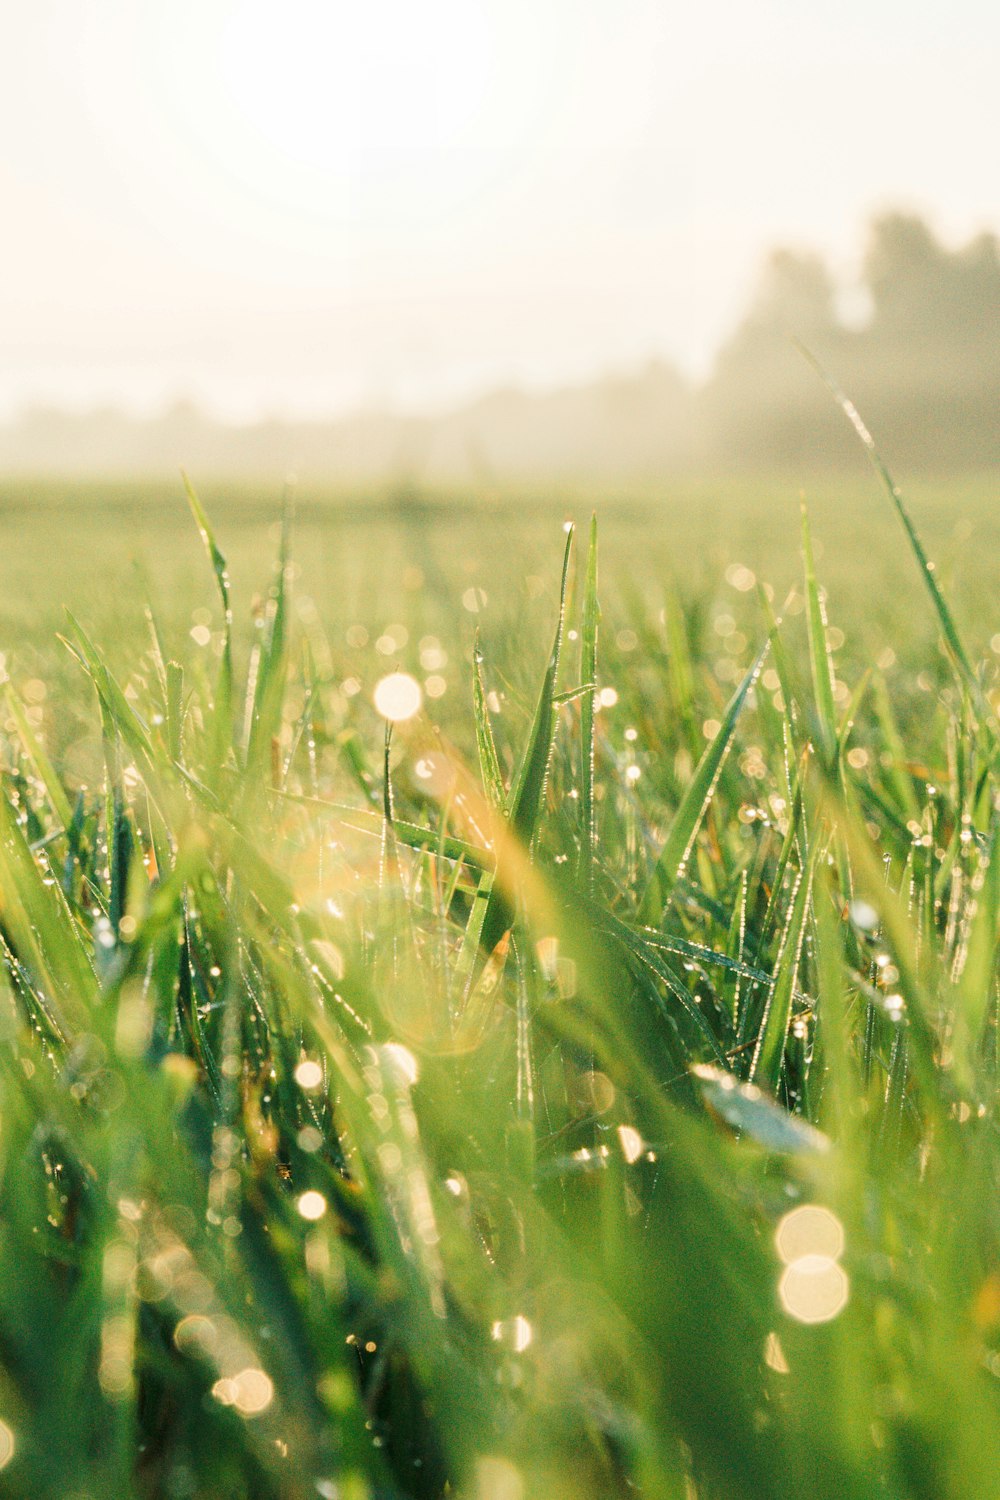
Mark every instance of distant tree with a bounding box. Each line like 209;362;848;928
864;212;1000;345
700;249;848;468
699;212;1000;471
737;249;839;340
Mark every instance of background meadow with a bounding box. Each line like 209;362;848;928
0;433;999;1496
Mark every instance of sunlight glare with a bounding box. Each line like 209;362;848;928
218;0;494;178
382;1042;420;1088
374;672;422;722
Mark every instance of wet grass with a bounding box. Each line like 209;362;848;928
0;450;999;1496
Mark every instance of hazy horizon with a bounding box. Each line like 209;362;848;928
4;2;998;423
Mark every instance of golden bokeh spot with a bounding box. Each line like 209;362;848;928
779;1257;850;1325
297;1190;327;1221
294;1058;324;1090
775;1205;845;1265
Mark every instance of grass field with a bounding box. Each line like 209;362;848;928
3;468;997;748
1;446;1000;1498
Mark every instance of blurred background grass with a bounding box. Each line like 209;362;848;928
2;480;1000;1497
3;472;996;754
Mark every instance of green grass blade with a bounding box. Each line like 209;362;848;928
579;512;600;892
0;788;97;1019
182;472;234;760
478;525;574;958
602;911;729;1065
797;344;989;722
246;495;293;777
472;633;508;816
638;642;767;924
952;811;1000;1082
63;613;158;779
508;522;574;843
662;584;702;760
4;685;74;832
279;790;491;869
692;1064;830;1154
751;749;808;976
749;843;816;1092
871;672;922;825
165;659;185;763
800;501;838;767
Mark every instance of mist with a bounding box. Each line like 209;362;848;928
3;211;998;481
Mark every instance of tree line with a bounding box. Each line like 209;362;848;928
1;212;997;478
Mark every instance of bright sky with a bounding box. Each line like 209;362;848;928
1;1;996;419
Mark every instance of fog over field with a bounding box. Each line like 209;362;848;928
5;212;1000;480
4;2;999;452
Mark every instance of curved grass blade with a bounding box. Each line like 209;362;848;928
472;633;508;817
599;909;729;1066
952;810;1000;1082
871;673;922;825
451;867;500;1004
796;344;991;726
749;844;817;1092
756;583;801;731
0;789;97;1020
836;669;872;767
638;642;767;924
640;928;812;1007
819;778;944;1110
278;790;491;870
182;473;234;762
63;614;158;782
479;524;574;958
750;749;809;986
4;684;74;832
693;1065;830;1155
508;522;574;845
247;494;293;776
800;501;837;768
